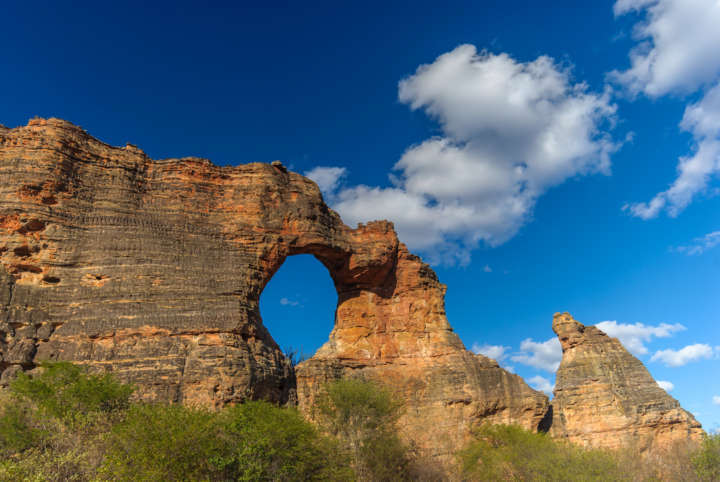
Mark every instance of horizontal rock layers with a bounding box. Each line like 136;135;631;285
550;312;703;451
0;118;548;457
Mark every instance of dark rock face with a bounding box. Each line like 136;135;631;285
550;312;703;451
0;118;548;457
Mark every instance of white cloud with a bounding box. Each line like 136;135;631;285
657;380;674;392
279;297;300;307
528;375;555;396
472;343;509;361
511;337;562;373
624;84;720;219
611;0;720;97
304;166;347;197
483;265;492;273
594;320;685;355
323;45;618;263
676;230;720;255
713;395;720;405
650;343;714;367
613;1;720;219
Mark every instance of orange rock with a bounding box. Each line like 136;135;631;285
550;312;703;452
0;118;548;460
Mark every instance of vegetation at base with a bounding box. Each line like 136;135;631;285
459;424;627;481
1;362;719;481
315;378;413;481
0;362;350;481
458;423;720;482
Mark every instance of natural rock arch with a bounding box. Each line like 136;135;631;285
0;118;549;459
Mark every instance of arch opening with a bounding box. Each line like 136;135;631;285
259;254;338;363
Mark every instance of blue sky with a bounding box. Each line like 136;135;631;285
3;1;720;430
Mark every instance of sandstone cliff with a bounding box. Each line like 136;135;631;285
0;118;548;458
550;312;704;451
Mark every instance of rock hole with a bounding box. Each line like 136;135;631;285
13;246;32;257
259;254;337;361
42;276;60;284
23;219;45;232
13;264;42;274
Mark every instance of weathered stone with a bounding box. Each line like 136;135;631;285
0;118;548;458
550;312;703;451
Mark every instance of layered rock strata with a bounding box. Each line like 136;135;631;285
550;312;703;451
0;118;548;457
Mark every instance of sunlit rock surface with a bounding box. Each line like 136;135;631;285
550;312;703;452
0;118;548;457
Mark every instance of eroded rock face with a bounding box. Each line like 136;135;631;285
0;118;548;457
550;312;703;451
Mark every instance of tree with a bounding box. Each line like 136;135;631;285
316;378;411;481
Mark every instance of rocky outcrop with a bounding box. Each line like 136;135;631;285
0;118;548;458
550;312;703;451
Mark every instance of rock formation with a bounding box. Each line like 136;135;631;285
0;118;548;458
550;312;703;451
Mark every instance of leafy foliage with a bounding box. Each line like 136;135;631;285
458;424;630;481
0;362;716;481
10;362;133;422
102;401;352;481
692;433;720;481
0;362;352;481
315;378;412;481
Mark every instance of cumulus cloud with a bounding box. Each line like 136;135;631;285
472;343;509;361
304;166;347;197
675;230;720;255
613;0;720;219
611;0;720;97
528;375;555;396
322;45;618;263
651;343;714;367
511;337;562;373
657;380;674;392
595;320;685;355
713;395;720;405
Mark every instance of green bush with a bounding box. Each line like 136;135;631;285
693;433;720;481
0;362;132;480
102;400;353;481
316;378;411;481
10;362;133;423
100;403;224;481
458;424;629;482
217;401;353;481
0;402;44;454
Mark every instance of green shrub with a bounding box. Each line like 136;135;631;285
102;401;353;481
693;433;720;481
458;424;629;482
217;401;353;481
0;362;133;480
0;402;44;454
316;378;411;481
10;362;133;423
100;403;223;481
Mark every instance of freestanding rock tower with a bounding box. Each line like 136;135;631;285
550;312;703;451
